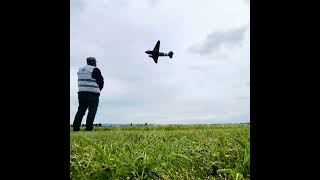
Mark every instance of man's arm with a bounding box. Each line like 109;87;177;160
92;68;104;91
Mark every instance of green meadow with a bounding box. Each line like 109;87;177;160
71;124;250;179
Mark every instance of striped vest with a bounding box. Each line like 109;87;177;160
77;65;101;93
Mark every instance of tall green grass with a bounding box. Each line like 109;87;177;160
71;124;250;179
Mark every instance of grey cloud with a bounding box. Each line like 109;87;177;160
149;0;159;7
189;26;248;55
112;0;130;7
70;0;86;14
235;96;249;101
187;65;216;72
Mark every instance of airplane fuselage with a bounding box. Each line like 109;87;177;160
145;50;167;57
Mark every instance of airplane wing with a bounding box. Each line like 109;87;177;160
152;56;158;63
153;40;160;53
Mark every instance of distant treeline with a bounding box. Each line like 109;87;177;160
70;123;102;127
70;123;149;127
70;122;249;127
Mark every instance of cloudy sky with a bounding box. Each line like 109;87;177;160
70;0;250;124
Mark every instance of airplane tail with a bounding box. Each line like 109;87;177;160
168;51;174;58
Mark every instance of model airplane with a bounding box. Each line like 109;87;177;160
145;40;173;63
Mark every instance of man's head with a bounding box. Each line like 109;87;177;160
87;57;97;67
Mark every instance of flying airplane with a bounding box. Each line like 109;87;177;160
145;40;173;64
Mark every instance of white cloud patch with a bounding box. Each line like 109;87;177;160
189;26;248;55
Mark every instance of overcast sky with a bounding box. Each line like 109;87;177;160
70;0;250;124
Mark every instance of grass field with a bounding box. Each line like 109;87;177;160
70;124;250;179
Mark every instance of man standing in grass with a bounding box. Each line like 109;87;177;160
73;57;104;131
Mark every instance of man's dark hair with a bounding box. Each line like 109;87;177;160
87;57;96;66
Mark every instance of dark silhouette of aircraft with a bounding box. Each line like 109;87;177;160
145;40;173;63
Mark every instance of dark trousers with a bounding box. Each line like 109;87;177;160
73;92;100;131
